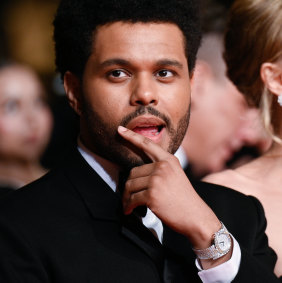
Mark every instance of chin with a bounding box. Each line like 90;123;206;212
111;146;150;170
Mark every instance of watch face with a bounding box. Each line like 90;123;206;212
215;233;231;253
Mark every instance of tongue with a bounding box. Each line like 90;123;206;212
133;126;159;137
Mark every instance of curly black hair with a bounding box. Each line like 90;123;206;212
53;0;201;79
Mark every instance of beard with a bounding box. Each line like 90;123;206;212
80;103;190;170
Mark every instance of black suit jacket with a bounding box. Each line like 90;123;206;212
0;148;279;282
0;186;14;197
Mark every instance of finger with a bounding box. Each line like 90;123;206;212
123;175;150;204
128;163;155;179
123;190;149;215
118;126;170;162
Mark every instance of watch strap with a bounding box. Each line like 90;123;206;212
192;221;231;260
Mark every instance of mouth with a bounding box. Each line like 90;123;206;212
221;146;234;162
133;125;164;136
125;116;166;143
25;135;40;144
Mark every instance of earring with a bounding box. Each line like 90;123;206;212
278;95;282;106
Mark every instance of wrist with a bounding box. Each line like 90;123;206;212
188;220;222;249
192;221;232;261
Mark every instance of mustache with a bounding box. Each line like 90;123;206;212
120;106;172;132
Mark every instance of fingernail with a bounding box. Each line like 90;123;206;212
118;126;128;133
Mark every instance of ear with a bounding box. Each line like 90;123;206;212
64;71;82;115
260;62;282;97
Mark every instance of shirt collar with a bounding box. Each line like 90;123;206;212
77;139;120;192
174;146;189;169
77;141;188;192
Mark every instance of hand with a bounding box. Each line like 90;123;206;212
118;126;233;269
118;126;221;248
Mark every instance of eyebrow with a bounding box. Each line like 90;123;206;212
155;59;184;69
99;59;131;68
99;58;183;69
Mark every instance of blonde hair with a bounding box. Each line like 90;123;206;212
261;85;282;145
224;0;282;143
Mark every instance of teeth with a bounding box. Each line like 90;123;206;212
145;127;159;136
133;126;161;137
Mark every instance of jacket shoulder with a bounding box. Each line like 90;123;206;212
0;168;76;220
193;181;266;240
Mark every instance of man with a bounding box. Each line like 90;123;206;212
0;0;279;282
177;33;270;179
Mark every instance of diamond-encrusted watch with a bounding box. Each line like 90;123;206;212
192;222;232;260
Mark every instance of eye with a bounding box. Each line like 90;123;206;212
111;70;126;77
3;100;20;114
155;69;174;79
107;69;129;79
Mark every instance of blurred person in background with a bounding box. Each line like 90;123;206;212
204;0;282;278
0;63;53;195
0;0;78;170
176;32;271;180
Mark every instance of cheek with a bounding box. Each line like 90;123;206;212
37;110;53;137
0;121;23;152
164;86;190;122
0;118;23;138
84;83;127;124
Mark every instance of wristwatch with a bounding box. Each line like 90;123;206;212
192;222;232;260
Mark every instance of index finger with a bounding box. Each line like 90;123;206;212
118;126;171;162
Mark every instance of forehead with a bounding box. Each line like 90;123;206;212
92;22;187;63
0;67;42;99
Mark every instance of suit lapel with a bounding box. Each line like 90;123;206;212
61;148;121;221
60;148;165;278
121;213;164;277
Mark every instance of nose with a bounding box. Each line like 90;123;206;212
229;118;251;151
230;135;244;152
24;106;39;130
234;109;272;152
130;73;159;106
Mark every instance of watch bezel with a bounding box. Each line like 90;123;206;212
214;230;232;254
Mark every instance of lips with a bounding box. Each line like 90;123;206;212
125;116;166;142
24;135;40;145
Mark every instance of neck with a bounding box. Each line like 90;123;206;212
264;141;282;158
0;159;46;188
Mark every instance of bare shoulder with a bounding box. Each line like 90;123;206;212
203;169;254;195
203;169;240;185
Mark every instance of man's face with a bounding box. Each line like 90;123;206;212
186;67;256;176
190;77;246;174
67;22;191;168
